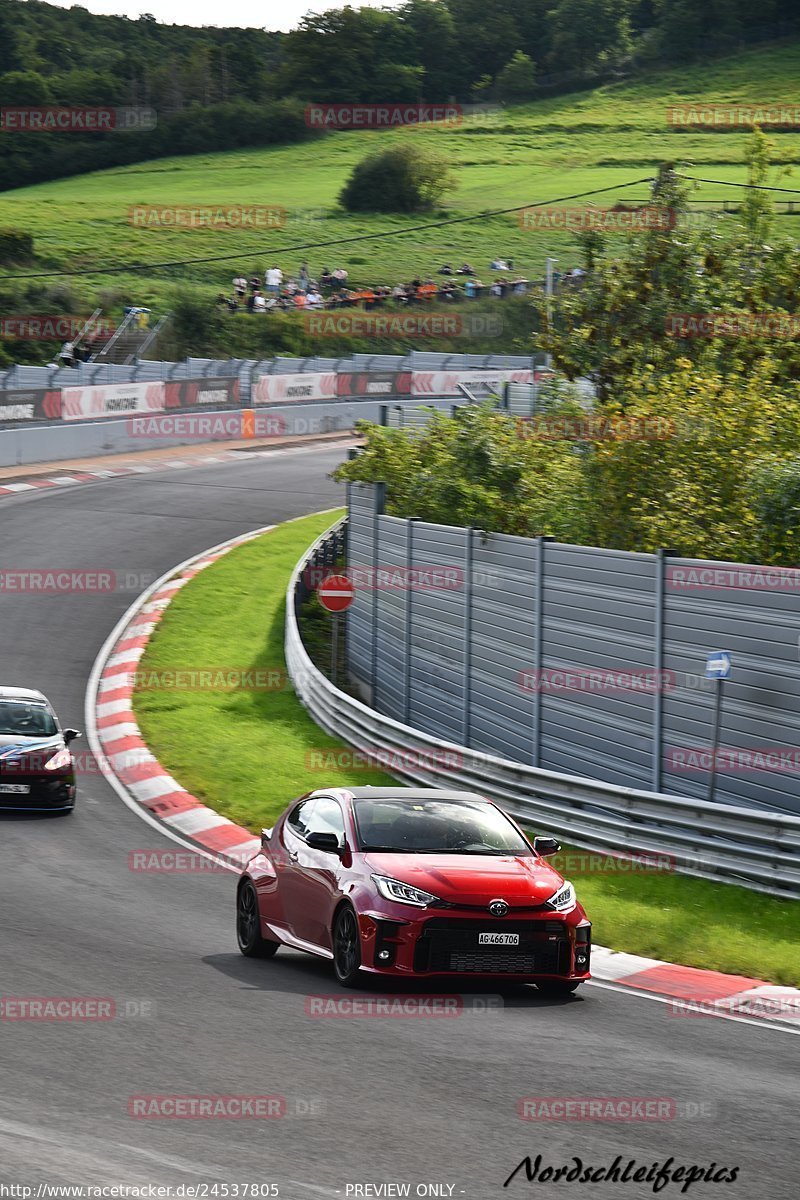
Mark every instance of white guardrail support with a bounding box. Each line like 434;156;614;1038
286;520;800;900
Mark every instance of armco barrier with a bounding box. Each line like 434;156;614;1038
286;519;800;899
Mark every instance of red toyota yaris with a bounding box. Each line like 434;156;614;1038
236;787;591;993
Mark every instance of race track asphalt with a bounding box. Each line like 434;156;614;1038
0;445;796;1198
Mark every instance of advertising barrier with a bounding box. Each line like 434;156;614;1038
0;388;62;422
336;371;411;398
252;373;338;405
61;381;166;422
168;377;240;409
411;369;534;397
2;361;541;426
58;378;241;421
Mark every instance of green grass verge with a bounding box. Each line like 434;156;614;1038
133;511;800;986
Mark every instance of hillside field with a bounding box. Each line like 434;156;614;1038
1;40;799;322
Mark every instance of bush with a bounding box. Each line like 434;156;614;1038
335;360;800;566
339;145;454;214
335;402;592;541
495;51;537;102
749;458;800;566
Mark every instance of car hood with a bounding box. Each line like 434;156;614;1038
363;852;564;906
0;734;61;760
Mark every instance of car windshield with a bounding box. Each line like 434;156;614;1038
0;701;57;738
353;798;532;855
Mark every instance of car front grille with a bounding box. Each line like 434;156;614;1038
414;918;570;975
448;952;541;974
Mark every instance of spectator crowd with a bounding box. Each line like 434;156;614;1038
216;259;587;316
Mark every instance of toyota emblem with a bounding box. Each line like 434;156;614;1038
489;899;509;917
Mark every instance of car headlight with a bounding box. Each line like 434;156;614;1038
44;749;72;772
548;881;577;913
373;875;440;908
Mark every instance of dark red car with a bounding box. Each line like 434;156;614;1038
236;787;591;992
0;687;81;813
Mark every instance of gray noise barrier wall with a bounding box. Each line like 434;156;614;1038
347;483;800;818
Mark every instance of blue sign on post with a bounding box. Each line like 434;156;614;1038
705;651;732;680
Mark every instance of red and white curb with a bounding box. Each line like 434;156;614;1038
0;451;243;499
86;525;799;1030
0;438;358;502
86;524;288;872
589;947;798;1029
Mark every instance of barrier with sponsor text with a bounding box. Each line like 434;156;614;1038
46;377;241;423
336;371;411;398
0;388;61;422
252;373;338;404
410;368;535;397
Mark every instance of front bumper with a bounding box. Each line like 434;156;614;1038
0;773;76;810
360;910;591;980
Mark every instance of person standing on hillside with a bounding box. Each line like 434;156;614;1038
265;265;283;295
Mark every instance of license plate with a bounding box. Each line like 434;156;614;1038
478;932;519;945
0;783;30;794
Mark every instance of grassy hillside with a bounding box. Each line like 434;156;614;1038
1;40;799;325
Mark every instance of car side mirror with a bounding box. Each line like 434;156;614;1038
534;836;561;857
306;831;342;854
63;729;82;745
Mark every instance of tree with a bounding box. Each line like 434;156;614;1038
547;0;634;74
339;145;454;213
540;168;709;401
0;70;52;106
740;126;779;249
495;51;536;102
398;0;460;99
283;7;415;103
0;4;21;73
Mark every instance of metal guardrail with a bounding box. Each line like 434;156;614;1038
286;519;800;900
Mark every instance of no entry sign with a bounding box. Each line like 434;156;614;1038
318;574;354;613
